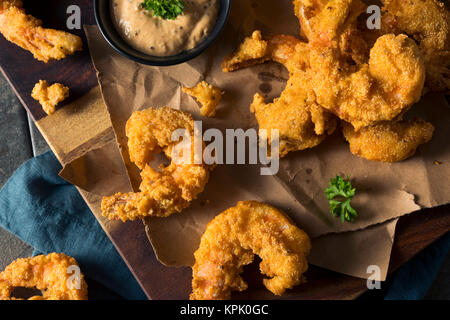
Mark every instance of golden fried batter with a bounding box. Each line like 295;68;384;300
31;80;69;115
191;201;311;300
0;0;82;62
380;0;450;93
293;0;328;40
223;31;309;74
343;119;434;162
251;70;337;157
0;253;88;300
0;0;20;10
310;34;425;130
222;30;270;72
294;0;364;45
224;31;337;157
296;0;450;92
183;81;224;117
101;107;211;222
293;0;369;63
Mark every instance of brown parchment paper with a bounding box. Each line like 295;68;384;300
81;0;450;280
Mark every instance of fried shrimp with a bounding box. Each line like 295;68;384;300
223;31;337;157
101;107;211;222
182;81;224;117
190;201;311;300
380;0;450;93
293;0;364;45
310;34;425;130
343;119;434;162
293;0;328;40
0;0;82;62
293;0;369;63
250;69;337;157
31;80;69;115
0;253;88;300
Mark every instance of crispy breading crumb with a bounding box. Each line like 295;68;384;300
222;30;269;72
31;80;69;115
183;81;224;117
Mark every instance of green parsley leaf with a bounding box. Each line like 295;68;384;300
325;175;358;223
141;0;185;20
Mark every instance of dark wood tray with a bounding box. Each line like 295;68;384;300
0;0;449;300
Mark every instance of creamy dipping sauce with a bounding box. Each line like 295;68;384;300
111;0;219;56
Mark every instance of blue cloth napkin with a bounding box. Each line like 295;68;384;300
385;232;450;300
0;151;448;300
0;151;146;300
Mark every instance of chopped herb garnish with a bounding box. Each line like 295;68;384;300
141;0;184;20
325;175;358;223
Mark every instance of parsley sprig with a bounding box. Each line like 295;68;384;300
141;0;185;20
325;175;358;223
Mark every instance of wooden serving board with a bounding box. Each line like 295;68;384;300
0;0;449;300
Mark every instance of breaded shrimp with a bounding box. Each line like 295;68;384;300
183;81;224;117
293;0;369;63
250;69;337;157
343;119;434;162
293;0;329;40
223;31;337;157
0;253;88;300
309;34;425;130
191;201;311;300
31;80;69;115
101;107;211;222
380;0;450;93
0;0;82;62
293;0;364;45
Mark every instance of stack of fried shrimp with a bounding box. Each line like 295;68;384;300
223;0;447;162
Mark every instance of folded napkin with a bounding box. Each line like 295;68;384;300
0;151;146;300
384;232;450;300
0;151;447;300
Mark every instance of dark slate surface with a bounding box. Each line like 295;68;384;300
0;73;35;269
27;114;50;157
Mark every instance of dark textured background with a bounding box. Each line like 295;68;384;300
0;73;48;268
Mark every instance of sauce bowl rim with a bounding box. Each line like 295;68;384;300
94;0;231;66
